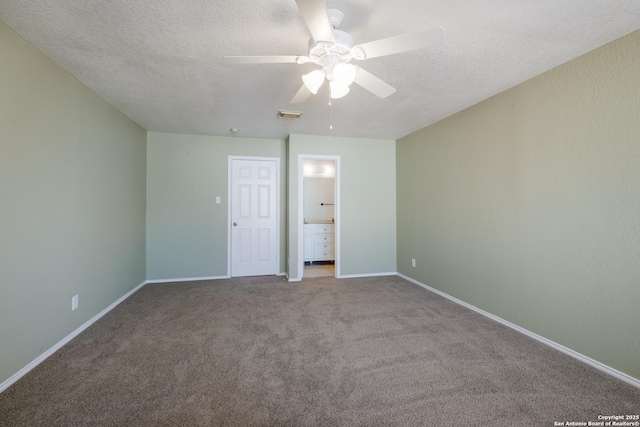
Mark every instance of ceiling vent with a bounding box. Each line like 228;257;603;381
277;110;303;119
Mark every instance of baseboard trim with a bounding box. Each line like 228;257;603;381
337;271;398;279
397;273;640;389
0;280;147;394
146;275;230;284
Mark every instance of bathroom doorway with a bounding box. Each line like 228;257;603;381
299;156;339;279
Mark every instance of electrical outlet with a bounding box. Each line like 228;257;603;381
215;196;221;204
411;258;416;268
72;295;78;311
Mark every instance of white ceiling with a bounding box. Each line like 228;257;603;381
2;1;640;140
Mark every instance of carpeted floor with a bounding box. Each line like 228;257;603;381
0;275;638;426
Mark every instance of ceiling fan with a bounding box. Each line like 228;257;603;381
224;0;444;103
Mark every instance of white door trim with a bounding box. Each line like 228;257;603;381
228;156;280;277
297;154;340;280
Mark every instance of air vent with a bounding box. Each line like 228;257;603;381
277;110;303;119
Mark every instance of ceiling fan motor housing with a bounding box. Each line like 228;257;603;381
326;9;345;28
308;29;353;59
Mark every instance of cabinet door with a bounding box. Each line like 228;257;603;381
304;235;314;261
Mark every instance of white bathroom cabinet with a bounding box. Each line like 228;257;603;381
304;223;335;262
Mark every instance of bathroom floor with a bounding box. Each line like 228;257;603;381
304;261;335;278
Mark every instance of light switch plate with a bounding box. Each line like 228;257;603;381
216;196;221;204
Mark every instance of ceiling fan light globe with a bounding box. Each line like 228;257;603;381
333;63;358;87
302;69;325;94
330;82;350;99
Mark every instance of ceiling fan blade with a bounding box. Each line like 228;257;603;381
353;68;396;99
295;0;335;43
224;56;302;64
354;26;444;60
290;84;312;104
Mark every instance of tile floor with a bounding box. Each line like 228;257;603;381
303;262;335;278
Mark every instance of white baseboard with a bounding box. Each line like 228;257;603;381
337;271;398;279
0;280;147;394
147;273;286;284
146;275;230;284
290;271;397;281
397;273;640;389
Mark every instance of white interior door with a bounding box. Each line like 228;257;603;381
230;158;278;277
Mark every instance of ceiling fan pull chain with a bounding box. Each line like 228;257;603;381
329;100;333;130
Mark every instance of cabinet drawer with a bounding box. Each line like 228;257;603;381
315;253;334;261
314;224;334;234
304;224;315;235
314;243;334;259
315;233;334;243
314;242;334;252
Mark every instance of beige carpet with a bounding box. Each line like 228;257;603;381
0;275;638;426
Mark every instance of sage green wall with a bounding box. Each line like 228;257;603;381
146;132;287;280
0;22;146;385
397;31;640;380
288;135;396;280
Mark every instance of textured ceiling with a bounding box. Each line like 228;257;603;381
2;1;640;140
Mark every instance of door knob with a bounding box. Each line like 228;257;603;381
233;222;237;226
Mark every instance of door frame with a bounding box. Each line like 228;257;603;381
227;155;281;277
297;154;340;279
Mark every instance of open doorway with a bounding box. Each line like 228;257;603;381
299;156;339;279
